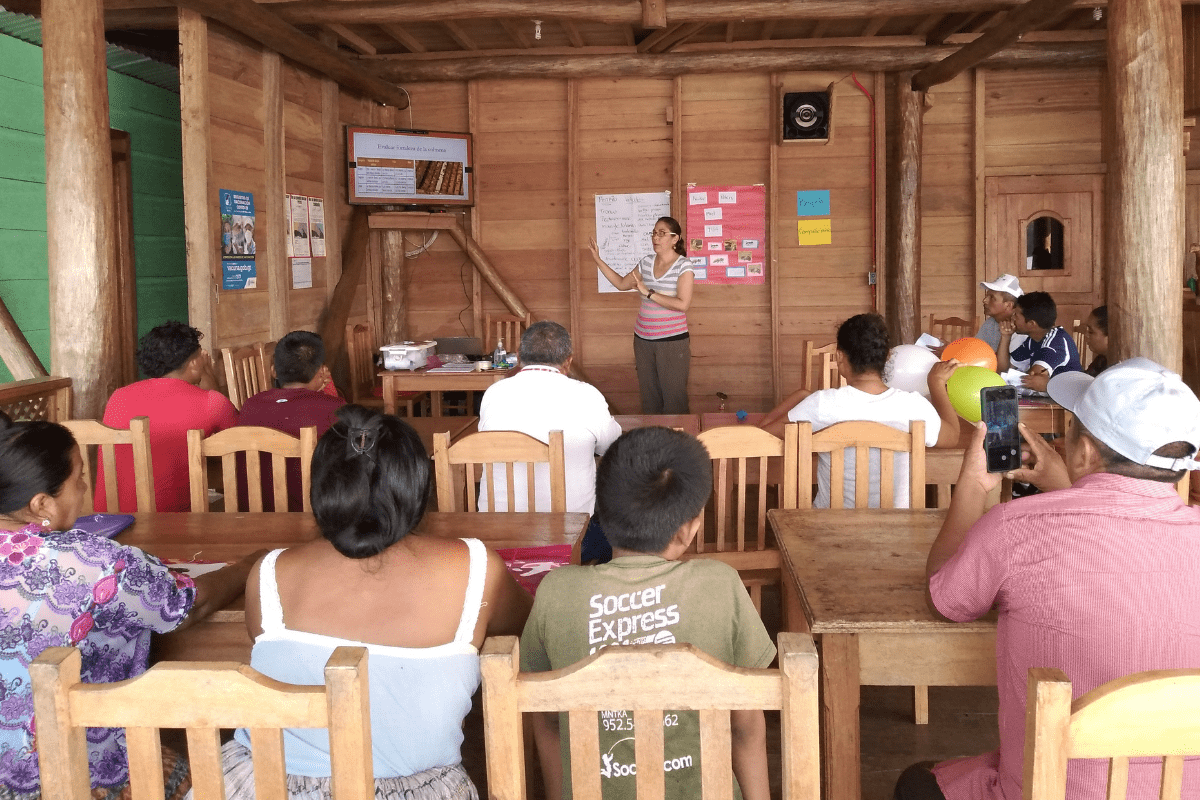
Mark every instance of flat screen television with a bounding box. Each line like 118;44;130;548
346;126;473;206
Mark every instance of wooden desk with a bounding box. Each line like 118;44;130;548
614;414;701;436
769;508;996;800
126;511;590;662
700;412;766;429
403;415;478;453
955;397;1067;447
379;367;512;416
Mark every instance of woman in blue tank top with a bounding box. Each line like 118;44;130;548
218;406;534;800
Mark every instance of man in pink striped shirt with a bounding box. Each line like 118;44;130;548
897;358;1200;800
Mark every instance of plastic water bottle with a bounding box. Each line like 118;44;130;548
492;338;506;369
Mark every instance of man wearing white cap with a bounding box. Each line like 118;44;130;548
975;273;1026;354
895;358;1200;800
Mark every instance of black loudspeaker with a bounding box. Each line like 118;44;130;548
782;91;831;141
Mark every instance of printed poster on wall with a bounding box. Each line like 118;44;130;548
308;197;327;257
288;194;311;258
219;189;256;290
685;184;766;285
594;191;671;293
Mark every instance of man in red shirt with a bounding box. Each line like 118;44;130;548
96;321;238;512
236;330;345;511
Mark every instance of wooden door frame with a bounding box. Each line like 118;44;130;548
111;129;138;386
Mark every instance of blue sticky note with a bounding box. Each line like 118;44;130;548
797;190;831;217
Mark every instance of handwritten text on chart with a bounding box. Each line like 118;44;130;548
798;219;832;245
797;190;831;216
594;192;671;293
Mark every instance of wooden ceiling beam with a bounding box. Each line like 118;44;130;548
911;14;945;37
105;8;179;28
809;20;833;39
374;39;1103;81
642;0;666;28
911;0;1078;91
442;19;479;50
267;0;1195;28
328;22;376;54
653;21;705;53
760;20;777;40
925;12;973;44
559;18;586;46
860;16;889;36
636;22;683;52
174;0;409;107
498;18;533;47
379;22;427;52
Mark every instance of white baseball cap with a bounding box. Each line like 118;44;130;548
1047;358;1200;470
979;274;1024;297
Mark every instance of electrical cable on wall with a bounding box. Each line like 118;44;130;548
850;72;878;312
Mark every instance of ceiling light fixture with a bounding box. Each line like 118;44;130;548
533;19;543;40
1093;7;1103;20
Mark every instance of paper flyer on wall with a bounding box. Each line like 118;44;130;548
219;189;256;290
593;191;671;293
308;197;326;257
291;257;313;289
684;184;766;285
289;194;311;258
285;193;295;258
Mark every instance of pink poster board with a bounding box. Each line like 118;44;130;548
684;184;766;285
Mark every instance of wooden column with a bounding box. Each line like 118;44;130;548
263;51;289;340
42;0;119;418
179;9;216;355
1107;0;1185;369
886;72;924;344
380;230;407;344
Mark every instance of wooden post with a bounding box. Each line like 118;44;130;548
1107;0;1185;369
380;230;407;344
886;72;924;344
319;31;343;305
42;0;120;418
263;51;289;340
0;295;48;380
179;9;216;356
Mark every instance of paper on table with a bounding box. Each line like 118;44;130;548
162;560;230;578
914;333;942;348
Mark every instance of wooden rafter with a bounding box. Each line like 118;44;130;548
654;21;705;53
911;14;945;37
809;19;832;39
374;40;1104;81
498;18;533;47
173;0;408;107
861;16;889;36
636;22;683;52
725;21;736;42
925;12;973;44
642;0;666;28
328;23;376;55
911;0;1079;91
443;19;479;50
559;18;585;46
760;20;777;40
379;22;426;52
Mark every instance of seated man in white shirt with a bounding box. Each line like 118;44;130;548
479;320;623;561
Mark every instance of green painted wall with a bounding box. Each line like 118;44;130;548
0;33;187;382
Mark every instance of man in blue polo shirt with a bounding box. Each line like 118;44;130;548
997;290;1081;392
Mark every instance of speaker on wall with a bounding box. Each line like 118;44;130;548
782;91;831;141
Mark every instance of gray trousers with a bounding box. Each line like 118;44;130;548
633;334;690;414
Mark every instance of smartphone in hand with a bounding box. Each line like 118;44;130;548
981;385;1020;473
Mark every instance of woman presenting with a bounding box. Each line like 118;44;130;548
590;216;695;413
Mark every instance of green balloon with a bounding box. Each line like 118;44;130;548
946;366;1006;422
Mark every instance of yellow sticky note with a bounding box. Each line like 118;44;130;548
798;218;832;245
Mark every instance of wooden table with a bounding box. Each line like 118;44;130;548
700;412;766;429
379;367;513;416
404;415;478;453
769;508;996;800
125;511;590;662
614;414;700;436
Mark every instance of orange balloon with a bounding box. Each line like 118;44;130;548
942;337;997;371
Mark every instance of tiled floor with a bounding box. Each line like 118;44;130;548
460;586;1002;800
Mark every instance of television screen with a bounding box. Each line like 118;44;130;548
346;126;473;206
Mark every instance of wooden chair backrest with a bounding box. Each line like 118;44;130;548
433;430;565;512
695;424;798;552
221;345;268;410
481;632;820;800
257;340;277;387
344;323;376;404
803;341;844;392
187;425;317;513
1071;318;1094;367
797;420;926;509
927;314;977;343
31;645;372;800
1024;667;1200;800
62;417;155;513
485;312;531;354
0;376;72;422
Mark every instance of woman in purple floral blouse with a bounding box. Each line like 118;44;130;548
0;417;262;799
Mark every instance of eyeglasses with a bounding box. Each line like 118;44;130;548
650;230;676;238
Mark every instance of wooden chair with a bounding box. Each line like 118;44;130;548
803;341;845;392
484;311;531;355
62;417;155;513
345;323;426;416
256;339;277;387
798;420;926;510
690;424;799;613
433;430;565;512
1025;667;1200;800
1071;317;1094;367
222;344;269;410
187;425;317;513
31;645;372;800
480;632;820;800
927;314;977;344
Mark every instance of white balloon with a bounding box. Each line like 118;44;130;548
884;345;939;397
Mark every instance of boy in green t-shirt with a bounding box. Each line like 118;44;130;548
520;426;776;800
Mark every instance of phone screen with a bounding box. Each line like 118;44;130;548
981;386;1020;473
